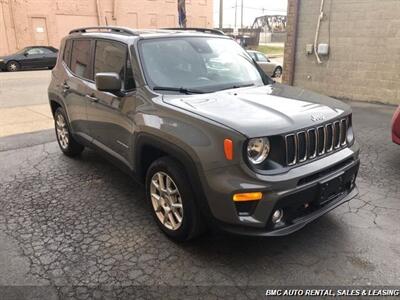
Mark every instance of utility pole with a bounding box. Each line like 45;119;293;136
234;0;237;29
219;0;223;29
240;0;244;29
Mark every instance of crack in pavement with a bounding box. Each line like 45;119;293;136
0;103;399;298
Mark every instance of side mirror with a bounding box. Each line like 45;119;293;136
95;73;122;94
24;52;29;57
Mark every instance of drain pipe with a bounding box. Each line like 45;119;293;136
96;0;102;25
314;0;325;64
112;0;117;21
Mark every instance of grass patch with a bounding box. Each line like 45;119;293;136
257;45;284;57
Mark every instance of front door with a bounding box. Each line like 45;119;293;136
86;39;136;167
256;52;275;76
20;48;48;68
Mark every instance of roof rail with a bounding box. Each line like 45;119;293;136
163;28;225;36
69;26;138;35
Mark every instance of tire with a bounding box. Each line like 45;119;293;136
54;107;84;157
6;61;20;72
146;157;205;241
273;66;282;78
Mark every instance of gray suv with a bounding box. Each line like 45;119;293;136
48;27;360;241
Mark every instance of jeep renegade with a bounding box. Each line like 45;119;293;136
48;27;360;241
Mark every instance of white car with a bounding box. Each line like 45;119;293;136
248;50;282;78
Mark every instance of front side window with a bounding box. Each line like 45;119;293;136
70;40;92;80
94;40;135;91
248;52;257;61
139;37;265;93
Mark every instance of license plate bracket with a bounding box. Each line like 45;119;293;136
318;172;346;205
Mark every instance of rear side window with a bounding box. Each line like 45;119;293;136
70;40;92;80
63;40;72;67
40;48;55;54
94;40;135;91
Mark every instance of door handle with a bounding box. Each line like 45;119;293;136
85;94;99;103
62;83;70;91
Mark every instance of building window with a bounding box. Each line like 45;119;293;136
199;16;207;27
149;14;158;28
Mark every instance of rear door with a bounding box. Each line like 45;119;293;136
62;39;93;140
39;47;58;68
85;39;136;167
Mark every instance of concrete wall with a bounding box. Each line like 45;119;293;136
259;32;287;44
0;0;213;56
284;0;400;105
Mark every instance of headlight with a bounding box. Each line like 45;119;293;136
247;137;270;164
346;125;355;145
0;59;3;62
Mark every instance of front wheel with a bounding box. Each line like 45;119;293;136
146;157;205;241
54;107;84;157
273;66;282;78
6;61;20;72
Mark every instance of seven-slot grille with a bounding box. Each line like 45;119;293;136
285;118;348;166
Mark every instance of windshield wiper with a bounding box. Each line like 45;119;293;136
219;83;255;92
153;86;205;95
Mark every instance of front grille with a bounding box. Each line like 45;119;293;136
285;118;349;166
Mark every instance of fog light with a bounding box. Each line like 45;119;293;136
271;209;283;224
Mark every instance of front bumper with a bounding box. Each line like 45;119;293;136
201;145;360;236
218;184;358;237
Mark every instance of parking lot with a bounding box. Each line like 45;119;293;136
0;71;399;299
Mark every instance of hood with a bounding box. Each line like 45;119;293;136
0;55;12;61
162;83;351;138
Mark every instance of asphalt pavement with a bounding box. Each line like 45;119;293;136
0;71;399;299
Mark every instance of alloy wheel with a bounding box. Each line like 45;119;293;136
150;172;184;231
274;68;282;78
9;63;18;71
56;113;69;150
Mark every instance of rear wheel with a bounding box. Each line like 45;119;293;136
54;107;84;157
6;61;20;72
146;157;205;241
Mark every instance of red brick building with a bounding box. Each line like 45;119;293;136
0;0;213;56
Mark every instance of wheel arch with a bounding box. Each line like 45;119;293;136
134;132;213;219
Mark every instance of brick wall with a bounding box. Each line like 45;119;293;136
0;0;213;56
283;0;400;105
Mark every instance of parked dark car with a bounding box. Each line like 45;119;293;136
392;105;400;144
0;46;58;72
48;27;359;241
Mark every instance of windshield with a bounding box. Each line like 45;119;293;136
138;37;265;93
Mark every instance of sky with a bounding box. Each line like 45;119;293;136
213;0;288;28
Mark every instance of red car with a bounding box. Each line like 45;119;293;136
392;105;400;144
